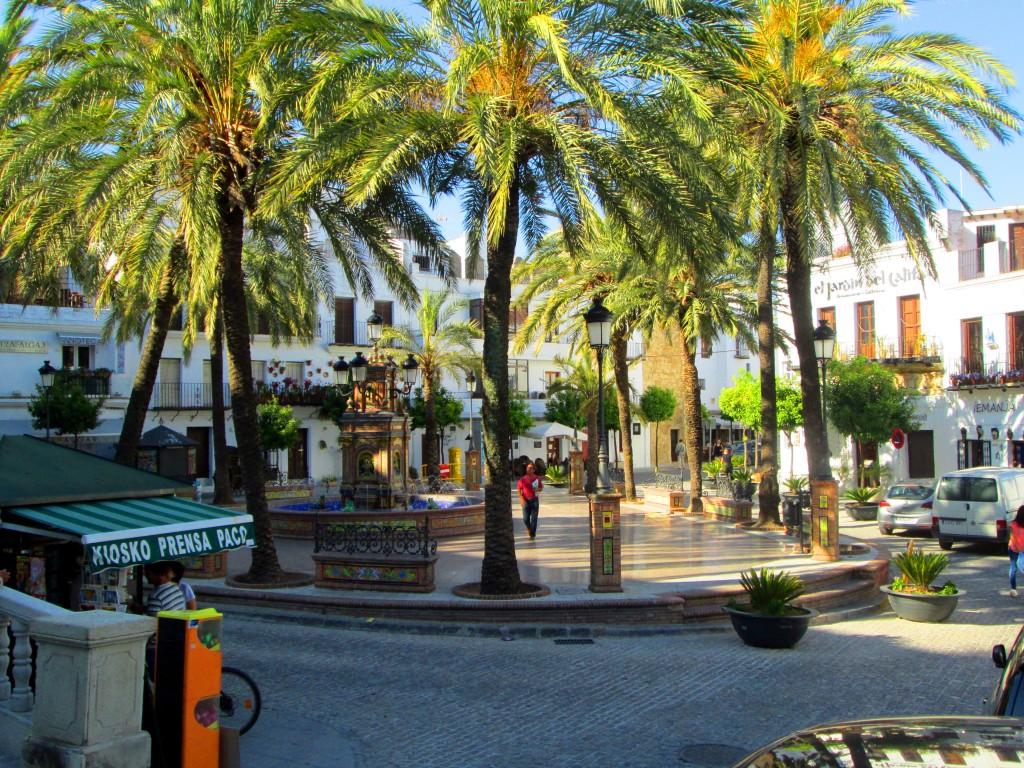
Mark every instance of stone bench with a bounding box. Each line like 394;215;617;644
640;486;688;516
702;496;753;523
312;520;438;593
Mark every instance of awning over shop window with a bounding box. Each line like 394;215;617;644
2;496;254;573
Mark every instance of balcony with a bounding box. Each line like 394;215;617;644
150;382;232;410
58;369;111;396
834;335;943;372
958;249;984;281
948;356;1024;390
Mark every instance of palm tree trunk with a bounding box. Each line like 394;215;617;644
610;330;636;499
218;189;282;583
756;211;781;526
479;171;524;595
679;344;704;514
114;240;184;465
781;178;829;480
210;304;233;505
423;370;440;489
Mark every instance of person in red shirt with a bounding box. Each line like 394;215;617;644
517;463;544;539
1009;506;1024;597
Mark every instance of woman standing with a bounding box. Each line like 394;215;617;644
1009;506;1024;597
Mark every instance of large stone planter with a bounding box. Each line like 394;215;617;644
845;502;879;521
722;605;818;649
880;586;961;623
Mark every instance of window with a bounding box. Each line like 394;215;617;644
700;337;712;358
168;307;185;332
1010;314;1024;371
508;305;528;333
855;301;875;358
977;224;996;248
1011;223;1024;273
254;311;271;335
469;298;483;327
817;306;835;330
735;337;750;359
250;360;265;385
543;371;560;392
373;300;393;327
899;295;921;357
962;318;983;373
62;345;91;369
334;297;355;344
283;361;303;383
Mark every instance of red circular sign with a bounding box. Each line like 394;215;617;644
891;429;906;449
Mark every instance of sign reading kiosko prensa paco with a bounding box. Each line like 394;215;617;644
83;519;254;573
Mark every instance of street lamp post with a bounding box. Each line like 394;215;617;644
38;360;57;440
584;296;613;494
466;372;476;451
812;319;836;463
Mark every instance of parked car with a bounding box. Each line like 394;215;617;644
988;622;1024;715
730;716;1024;768
932;467;1024;550
877;479;936;535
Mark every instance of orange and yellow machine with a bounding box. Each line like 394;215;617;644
155;608;223;768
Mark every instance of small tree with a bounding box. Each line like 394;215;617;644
827;358;919;486
508;393;535;438
544;391;586;431
776;377;804;477
258;397;301;481
408;386;464;458
28;380;105;449
639;385;677;472
718;371;761;468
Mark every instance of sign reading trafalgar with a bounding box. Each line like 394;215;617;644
0;339;46;354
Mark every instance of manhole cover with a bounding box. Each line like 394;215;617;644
553;638;595;645
678;743;748;766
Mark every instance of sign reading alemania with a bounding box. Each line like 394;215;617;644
0;339;47;354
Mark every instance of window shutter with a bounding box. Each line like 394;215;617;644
335;298;355;344
470;299;483;327
374;300;393;327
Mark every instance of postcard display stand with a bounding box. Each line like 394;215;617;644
155;608;223;768
80;568;130;611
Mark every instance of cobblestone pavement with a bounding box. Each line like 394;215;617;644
231;521;1024;768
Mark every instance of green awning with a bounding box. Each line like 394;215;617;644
3;496;254;574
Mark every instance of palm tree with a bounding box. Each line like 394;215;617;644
0;0;450;583
379;289;481;487
736;0;1021;481
628;249;756;512
293;0;746;594
546;353;609;494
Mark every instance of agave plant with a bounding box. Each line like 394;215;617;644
544;466;568;485
735;568;806;616
842;486;881;505
891;541;957;595
782;476;808;494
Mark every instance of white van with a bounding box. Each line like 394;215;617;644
932;468;1024;550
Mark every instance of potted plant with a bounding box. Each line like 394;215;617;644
723;568;817;649
880;541;961;623
730;468;756;502
842;485;881;521
544;466;568;487
781;476;808;498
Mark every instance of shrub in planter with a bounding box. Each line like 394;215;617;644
731;469;756;502
723;568;816;648
545;466;568;485
782;476;808;495
842;485;881;520
881;541;961;622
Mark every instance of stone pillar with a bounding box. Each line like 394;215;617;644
589;492;623;593
809;478;840;562
23;611;154;768
448;447;464;483
465;449;481;491
569;450;584;495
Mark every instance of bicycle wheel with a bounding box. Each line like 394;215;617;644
220;666;261;735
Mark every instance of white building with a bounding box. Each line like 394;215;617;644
781;204;1024;484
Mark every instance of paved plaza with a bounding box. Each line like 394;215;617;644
4;492;1023;768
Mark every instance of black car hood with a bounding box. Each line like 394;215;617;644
732;716;1024;767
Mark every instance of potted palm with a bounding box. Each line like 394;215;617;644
544;465;568;487
842;485;881;521
723;568;818;649
782;476;808;496
730;469;756;502
881;541;961;623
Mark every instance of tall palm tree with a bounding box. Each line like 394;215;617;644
0;0;450;583
379;289;481;487
736;0;1021;480
290;0;746;594
546;353;609;494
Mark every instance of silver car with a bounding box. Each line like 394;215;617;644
877;479;936;535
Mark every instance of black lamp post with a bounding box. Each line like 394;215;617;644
812;319;836;465
38;360;57;440
466;372;476;451
583;296;613;494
